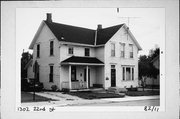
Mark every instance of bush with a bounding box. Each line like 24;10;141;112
51;85;58;91
107;87;127;94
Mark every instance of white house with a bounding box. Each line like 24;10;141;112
27;13;142;90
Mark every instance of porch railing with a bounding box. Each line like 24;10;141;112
62;81;87;90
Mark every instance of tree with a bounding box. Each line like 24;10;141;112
21;50;32;79
138;48;160;89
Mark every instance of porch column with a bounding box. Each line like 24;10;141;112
124;67;126;81
86;66;89;89
69;65;71;89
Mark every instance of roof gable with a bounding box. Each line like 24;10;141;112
96;24;124;45
29;21;141;50
44;21;95;45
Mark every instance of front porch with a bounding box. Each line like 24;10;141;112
60;56;104;90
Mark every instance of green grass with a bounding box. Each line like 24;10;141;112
126;90;160;96
68;91;125;99
21;91;56;103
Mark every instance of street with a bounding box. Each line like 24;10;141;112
77;99;159;106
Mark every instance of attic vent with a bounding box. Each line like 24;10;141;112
61;37;64;40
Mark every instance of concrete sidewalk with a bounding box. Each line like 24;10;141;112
21;91;160;107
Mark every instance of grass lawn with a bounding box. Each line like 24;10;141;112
67;91;125;99
21;91;56;103
126;90;160;96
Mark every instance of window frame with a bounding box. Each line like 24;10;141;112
37;44;40;58
129;44;133;58
68;47;74;55
111;43;115;57
85;48;90;56
49;65;54;82
122;66;134;81
120;43;125;58
50;41;54;56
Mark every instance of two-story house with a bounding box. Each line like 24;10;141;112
26;13;142;91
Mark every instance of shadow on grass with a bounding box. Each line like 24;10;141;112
67;91;125;99
21;92;57;103
126;90;160;96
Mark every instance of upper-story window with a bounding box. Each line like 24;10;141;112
68;47;74;55
50;41;54;56
111;43;115;57
85;48;90;56
37;44;40;58
129;44;133;58
120;43;125;58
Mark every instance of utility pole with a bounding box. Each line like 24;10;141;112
116;8;140;40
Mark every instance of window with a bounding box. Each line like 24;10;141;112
37;44;40;58
68;47;74;55
49;65;53;82
120;43;125;58
129;44;133;58
122;66;134;81
50;41;54;56
123;67;125;80
85;48;90;56
111;43;115;57
126;68;131;81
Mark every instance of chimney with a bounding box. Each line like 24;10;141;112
46;13;52;23
97;24;102;30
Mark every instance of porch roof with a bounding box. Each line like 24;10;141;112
61;56;104;66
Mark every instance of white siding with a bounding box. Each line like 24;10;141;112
104;26;139;89
95;47;104;62
32;24;60;90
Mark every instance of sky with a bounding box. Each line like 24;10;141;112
16;8;165;56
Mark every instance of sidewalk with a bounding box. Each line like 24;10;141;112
21;91;160;107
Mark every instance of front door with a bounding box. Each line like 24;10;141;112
111;65;116;87
84;68;90;88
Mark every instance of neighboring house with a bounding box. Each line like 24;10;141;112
146;55;160;86
27;13;142;90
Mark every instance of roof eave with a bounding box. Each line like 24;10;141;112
61;62;104;66
123;24;143;51
29;21;45;49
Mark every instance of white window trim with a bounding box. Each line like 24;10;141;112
129;44;134;59
120;42;125;58
68;46;74;55
84;48;90;57
111;43;115;57
122;66;135;81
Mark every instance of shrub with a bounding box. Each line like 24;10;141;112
107;87;127;94
51;85;58;91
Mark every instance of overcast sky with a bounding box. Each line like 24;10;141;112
16;8;165;56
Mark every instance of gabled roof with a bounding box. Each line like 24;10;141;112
29;20;142;50
44;21;95;45
61;56;104;65
96;24;124;45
